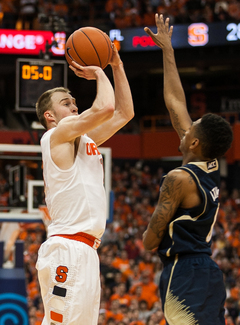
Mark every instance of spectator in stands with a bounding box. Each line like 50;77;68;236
53;0;68;23
110;282;132;306
102;223;119;245
129;10;142;27
228;0;240;21
225;315;235;325
130;270;159;309
105;299;125;322
225;297;239;324
129;308;145;324
202;3;214;22
0;0;17;29
124;235;140;260
142;3;156;26
1;0;239;33
214;1;231;21
174;5;191;24
18;0;38;29
138;299;153;322
125;262;142;288
100;252;121;290
106;318;117;325
112;249;130;274
98;312;106;325
236;316;240;325
114;7;130;29
68;0;82;30
138;251;155;277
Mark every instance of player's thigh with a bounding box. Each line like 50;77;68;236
36;237;101;325
160;256;226;325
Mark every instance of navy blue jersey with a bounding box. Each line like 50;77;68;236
157;159;220;262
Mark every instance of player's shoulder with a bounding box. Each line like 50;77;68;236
167;168;191;181
50;116;79;143
41;127;55;143
165;168;195;191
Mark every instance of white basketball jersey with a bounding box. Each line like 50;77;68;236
40;128;107;238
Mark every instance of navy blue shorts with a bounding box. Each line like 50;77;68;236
159;254;226;325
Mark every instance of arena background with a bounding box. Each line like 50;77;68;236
1;3;240;324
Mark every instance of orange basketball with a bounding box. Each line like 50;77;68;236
65;27;113;69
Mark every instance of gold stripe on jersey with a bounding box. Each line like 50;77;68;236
166;167;208;257
164;255;199;325
206;203;220;242
179;166;208;219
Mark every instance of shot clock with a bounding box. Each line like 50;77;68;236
16;58;67;112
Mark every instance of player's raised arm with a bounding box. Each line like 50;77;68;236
86;44;135;146
50;64;115;144
144;14;192;140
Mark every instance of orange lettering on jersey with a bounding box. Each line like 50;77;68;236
55;266;68;283
86;143;92;155
90;143;100;155
188;23;209;46
86;143;100;155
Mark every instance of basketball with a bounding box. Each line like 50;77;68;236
65;27;113;69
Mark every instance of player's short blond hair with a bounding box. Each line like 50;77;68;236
36;87;70;129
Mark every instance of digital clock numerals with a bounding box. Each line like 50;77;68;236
21;65;52;80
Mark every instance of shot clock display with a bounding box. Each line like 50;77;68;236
16;58;67;112
21;65;53;81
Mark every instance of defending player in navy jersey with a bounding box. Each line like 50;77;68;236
143;15;233;325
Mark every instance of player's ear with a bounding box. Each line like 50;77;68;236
44;110;55;123
190;138;199;149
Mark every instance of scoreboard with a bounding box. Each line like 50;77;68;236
15;58;67;112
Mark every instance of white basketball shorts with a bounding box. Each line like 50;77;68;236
36;236;101;325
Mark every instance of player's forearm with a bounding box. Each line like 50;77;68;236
162;46;191;137
163;47;186;112
93;69;115;113
112;63;134;122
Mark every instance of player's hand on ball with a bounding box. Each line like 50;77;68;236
65;27;112;69
109;43;122;67
69;61;103;80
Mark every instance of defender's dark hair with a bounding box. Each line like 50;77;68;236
194;113;233;159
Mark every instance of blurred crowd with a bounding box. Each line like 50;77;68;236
0;0;239;32
1;158;240;324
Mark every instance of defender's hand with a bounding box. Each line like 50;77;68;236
144;14;173;49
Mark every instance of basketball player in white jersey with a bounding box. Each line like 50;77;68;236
35;44;134;325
